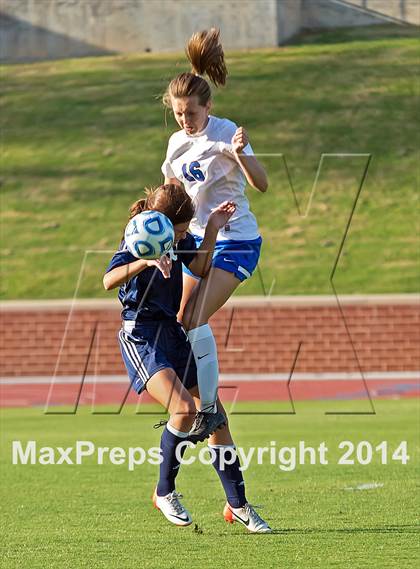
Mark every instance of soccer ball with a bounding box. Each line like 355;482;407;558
124;210;174;259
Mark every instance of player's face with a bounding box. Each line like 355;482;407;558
173;222;190;244
171;96;211;135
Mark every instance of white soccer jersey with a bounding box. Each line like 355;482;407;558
161;115;260;241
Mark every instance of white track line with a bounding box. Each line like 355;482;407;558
0;371;418;385
0;293;419;310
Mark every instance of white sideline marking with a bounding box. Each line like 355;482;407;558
0;293;419;310
0;371;418;385
344;483;384;491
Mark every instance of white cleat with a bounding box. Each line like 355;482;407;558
152;489;192;527
223;502;272;533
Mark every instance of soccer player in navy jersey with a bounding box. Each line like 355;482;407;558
103;184;271;532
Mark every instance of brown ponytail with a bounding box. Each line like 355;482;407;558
163;28;227;108
186;28;227;87
128;184;194;226
129;198;147;218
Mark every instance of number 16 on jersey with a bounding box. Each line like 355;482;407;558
182;161;205;182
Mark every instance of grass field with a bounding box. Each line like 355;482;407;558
1;399;419;568
1;25;419;299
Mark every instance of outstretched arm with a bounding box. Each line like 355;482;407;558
231;127;268;193
103;256;173;290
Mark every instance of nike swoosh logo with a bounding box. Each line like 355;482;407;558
171;513;189;521
230;509;250;526
197;353;210;360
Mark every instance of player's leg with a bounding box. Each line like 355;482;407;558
183;268;241;413
177;272;198;322
119;327;195;524
190;389;246;504
181;236;262;417
146;367;196;432
190;388;272;533
183;266;240;327
146;368;195;526
172;322;226;442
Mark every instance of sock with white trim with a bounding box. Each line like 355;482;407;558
209;444;247;508
156;424;189;497
187;324;218;413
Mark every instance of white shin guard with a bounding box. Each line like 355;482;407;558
187;324;219;413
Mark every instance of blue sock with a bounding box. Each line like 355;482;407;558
210;445;247;508
156;425;189;497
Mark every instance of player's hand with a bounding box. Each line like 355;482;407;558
231;127;249;154
146;254;172;279
207;201;236;230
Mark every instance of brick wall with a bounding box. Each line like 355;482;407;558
0;296;419;378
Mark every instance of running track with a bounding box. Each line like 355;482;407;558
1;373;418;408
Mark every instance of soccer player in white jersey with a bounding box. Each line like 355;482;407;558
160;29;271;530
161;28;267;433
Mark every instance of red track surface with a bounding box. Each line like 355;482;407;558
1;379;418;408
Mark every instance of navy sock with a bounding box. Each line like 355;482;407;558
156;427;188;497
210;446;247;508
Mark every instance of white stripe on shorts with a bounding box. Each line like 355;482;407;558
237;266;251;279
118;329;149;389
122;320;136;333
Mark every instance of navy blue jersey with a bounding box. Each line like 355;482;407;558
105;233;197;322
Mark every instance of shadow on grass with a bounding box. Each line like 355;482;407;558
287;24;419;46
0;11;117;65
268;524;420;535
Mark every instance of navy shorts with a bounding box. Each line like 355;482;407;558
118;321;198;395
118;321;197;394
183;235;262;282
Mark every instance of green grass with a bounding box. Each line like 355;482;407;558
1;25;419;299
1;399;419;568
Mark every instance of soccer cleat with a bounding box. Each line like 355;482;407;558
188;410;226;443
223;502;272;533
152;489;192;526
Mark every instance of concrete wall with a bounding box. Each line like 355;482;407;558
277;0;302;44
344;0;420;25
301;0;403;30
0;0;418;63
0;0;278;63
